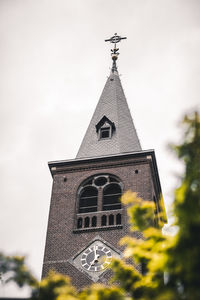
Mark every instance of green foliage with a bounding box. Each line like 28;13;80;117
115;111;200;300
1;111;200;299
166;111;200;299
31;271;77;300
114;111;200;300
0;253;37;288
79;283;124;300
123;191;155;231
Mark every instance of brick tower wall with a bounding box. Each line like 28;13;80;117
42;151;161;289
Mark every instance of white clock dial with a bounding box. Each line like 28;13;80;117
81;244;112;272
70;237;122;282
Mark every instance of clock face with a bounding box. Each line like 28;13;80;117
70;237;121;282
81;245;112;272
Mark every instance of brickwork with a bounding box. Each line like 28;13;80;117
42;151;162;289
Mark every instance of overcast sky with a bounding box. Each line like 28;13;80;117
0;0;200;296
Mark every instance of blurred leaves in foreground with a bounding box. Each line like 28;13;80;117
0;253;37;288
0;111;200;299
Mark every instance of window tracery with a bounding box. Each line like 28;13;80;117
76;174;123;230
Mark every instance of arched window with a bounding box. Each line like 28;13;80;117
77;218;83;229
109;214;114;225
103;183;122;211
84;217;90;228
92;216;97;227
116;213;121;225
101;215;107;226
77;174;123;229
79;186;98;213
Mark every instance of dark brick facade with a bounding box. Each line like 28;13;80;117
42;150;163;289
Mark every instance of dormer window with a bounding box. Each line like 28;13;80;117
100;126;111;139
96;116;115;140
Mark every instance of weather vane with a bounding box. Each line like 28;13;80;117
105;33;127;72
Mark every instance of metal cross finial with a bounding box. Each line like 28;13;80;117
105;33;127;44
105;33;127;72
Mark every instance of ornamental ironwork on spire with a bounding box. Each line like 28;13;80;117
105;33;127;72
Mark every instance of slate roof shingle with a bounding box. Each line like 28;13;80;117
76;69;142;159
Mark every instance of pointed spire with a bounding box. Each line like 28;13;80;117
76;34;141;159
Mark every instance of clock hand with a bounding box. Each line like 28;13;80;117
94;246;99;259
90;246;100;266
95;246;100;260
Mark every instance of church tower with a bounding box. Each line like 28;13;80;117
42;34;166;289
